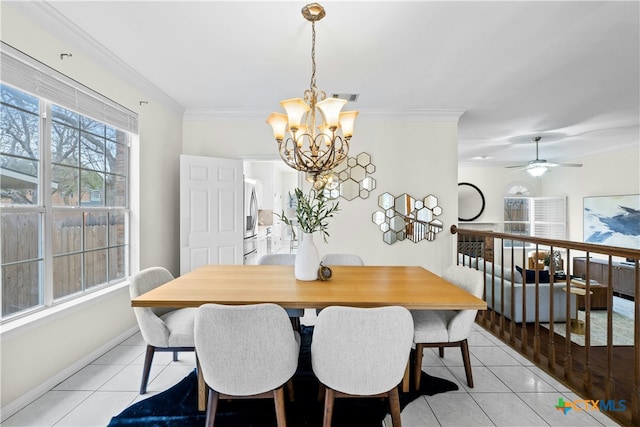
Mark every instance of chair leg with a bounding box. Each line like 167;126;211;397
205;388;219;427
173;351;178;362
414;343;424;390
402;360;410;392
317;383;326;402
388;387;402;427
197;355;207;412
460;339;474;388
322;387;335;427
273;386;288;427
140;345;155;394
290;317;300;331
286;379;295;402
438;346;444;358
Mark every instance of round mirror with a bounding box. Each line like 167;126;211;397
458;182;485;222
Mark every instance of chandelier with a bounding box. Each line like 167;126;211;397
266;3;358;188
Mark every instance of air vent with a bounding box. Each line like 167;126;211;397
332;93;359;102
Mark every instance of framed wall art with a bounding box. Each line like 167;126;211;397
583;194;640;250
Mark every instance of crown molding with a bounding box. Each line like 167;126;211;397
184;109;466;122
358;109;466;122
8;1;184;116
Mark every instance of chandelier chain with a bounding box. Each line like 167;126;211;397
310;21;317;92
266;3;358;187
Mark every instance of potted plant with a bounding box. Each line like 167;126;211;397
276;186;339;280
543;250;563;271
543;252;551;269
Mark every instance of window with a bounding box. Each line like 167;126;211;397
1;44;135;321
503;196;567;246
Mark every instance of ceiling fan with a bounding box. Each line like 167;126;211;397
506;136;582;177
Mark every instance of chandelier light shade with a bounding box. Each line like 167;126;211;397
266;3;358;188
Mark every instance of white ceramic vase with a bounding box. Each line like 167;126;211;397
295;232;319;281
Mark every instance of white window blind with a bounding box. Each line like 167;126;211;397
1;42;138;134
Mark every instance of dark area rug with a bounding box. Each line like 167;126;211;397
109;326;458;427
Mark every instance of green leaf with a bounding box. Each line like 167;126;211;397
274;184;340;242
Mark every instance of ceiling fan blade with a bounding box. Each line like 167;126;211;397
503;137;582;171
545;162;583;168
556;163;583;167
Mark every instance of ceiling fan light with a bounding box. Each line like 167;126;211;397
527;165;548;177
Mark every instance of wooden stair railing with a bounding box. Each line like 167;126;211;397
451;225;640;427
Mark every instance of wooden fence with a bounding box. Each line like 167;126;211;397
2;213;126;317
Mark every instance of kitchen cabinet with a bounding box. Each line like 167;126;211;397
573;257;636;300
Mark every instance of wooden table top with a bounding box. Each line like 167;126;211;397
131;264;487;310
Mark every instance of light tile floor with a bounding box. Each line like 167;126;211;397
3;323;622;427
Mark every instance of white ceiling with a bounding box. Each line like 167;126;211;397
13;1;640;166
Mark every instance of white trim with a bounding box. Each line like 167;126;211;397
184;108;466;122
359;109;466;122
128;134;141;276
7;1;184;117
0;322;140;422
0;281;130;339
183;109;270;121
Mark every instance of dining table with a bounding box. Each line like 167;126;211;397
131;264;487;410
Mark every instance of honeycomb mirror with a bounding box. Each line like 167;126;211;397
323;152;376;200
372;192;443;244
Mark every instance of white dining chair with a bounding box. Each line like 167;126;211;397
129;267;196;394
317;253;365;316
412;264;484;389
311;306;414;427
320;253;364;266
195;303;301;427
257;254;304;328
258;253;296;265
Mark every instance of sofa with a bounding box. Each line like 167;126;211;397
458;255;575;323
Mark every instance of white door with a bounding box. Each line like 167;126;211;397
180;154;243;275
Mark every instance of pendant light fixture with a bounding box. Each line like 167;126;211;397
266;3;358;189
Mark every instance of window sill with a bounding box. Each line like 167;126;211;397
0;281;130;340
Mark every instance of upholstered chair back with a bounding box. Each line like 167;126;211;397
195;303;300;396
130;267;186;348
442;265;485;342
320;253;364;266
311;305;413;395
257;254;296;265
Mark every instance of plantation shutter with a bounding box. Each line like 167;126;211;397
532;197;567;240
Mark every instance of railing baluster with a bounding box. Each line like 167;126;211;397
606;255;614;401
520;247;527;353
633;261;639;425
450;225;640;426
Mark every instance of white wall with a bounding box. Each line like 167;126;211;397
459;146;639;242
458;166;542;225
540;146;640;245
1;4;184;413
458;145;640;266
183;116;460;274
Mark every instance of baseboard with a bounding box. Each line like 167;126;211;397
0;324;140;422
